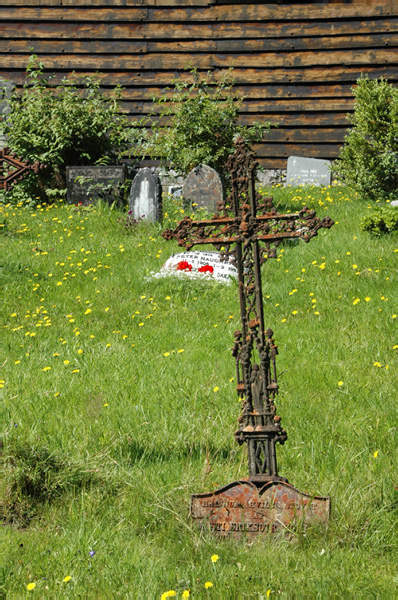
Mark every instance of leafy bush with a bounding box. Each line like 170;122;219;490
136;68;270;181
3;55;134;203
334;76;398;202
360;206;398;236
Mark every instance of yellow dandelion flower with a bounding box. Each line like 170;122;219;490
213;386;219;392
365;297;370;302
353;298;360;305
164;352;170;357
84;308;92;315
105;307;109;312
211;554;219;563
182;591;190;598
64;360;70;365
338;381;343;386
204;582;213;589
27;582;36;590
77;349;83;355
373;450;379;458
161;591;176;600
42;366;51;372
63;575;72;583
292;310;298;315
71;369;80;373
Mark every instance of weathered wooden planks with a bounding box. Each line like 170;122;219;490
2;19;397;41
1;1;397;169
3;32;396;54
1;3;397;21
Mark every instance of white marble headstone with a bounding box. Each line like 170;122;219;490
128;168;162;222
286;156;331;187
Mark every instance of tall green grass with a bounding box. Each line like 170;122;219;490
3;186;397;598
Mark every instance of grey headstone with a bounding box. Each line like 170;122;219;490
286;156;331;187
128;167;162;222
66;165;126;206
182;164;223;213
0;79;15;147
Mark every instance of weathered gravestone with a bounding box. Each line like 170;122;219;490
0;79;15;148
286;156;331;187
66;166;126;206
129;167;162;222
182;164;223;213
163;137;334;536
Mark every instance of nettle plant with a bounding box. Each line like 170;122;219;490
4;55;134;204
334;76;398;202
137;68;270;182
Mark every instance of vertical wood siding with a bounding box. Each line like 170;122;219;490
1;0;397;168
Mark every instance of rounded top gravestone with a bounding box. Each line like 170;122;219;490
128;167;162;223
182;164;223;213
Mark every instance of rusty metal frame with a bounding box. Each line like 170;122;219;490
0;148;43;190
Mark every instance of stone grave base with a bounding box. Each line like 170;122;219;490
191;480;330;538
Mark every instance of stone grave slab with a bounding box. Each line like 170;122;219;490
286;156;331;187
191;480;330;538
66;165;126;206
182;164;223;213
160;250;237;282
129;167;162;222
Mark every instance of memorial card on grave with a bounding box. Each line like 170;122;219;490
128;167;162;223
66;165;126;206
160;250;238;282
182;164;223;213
163;137;334;537
286;156;332;187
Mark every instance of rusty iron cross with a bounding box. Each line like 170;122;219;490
162;137;334;485
0;148;43;190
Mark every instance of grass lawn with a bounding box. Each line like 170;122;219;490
3;185;397;598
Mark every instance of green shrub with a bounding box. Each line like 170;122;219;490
360;206;398;236
3;55;134;204
136;68;270;181
334;76;398;202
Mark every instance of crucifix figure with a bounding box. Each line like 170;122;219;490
163;137;334;486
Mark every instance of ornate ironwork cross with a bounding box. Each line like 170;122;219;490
162;137;334;485
0;148;44;190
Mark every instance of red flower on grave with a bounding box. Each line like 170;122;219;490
198;264;214;274
176;260;192;271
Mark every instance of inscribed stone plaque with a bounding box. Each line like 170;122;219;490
286;156;331;187
191;480;330;537
66;166;126;206
160;250;237;282
128;168;162;222
182;164;223;213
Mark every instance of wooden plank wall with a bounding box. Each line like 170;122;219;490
0;0;397;169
